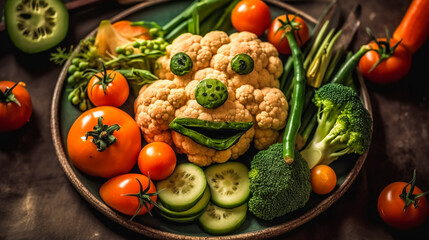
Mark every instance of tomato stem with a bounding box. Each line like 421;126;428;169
400;169;429;212
85;116;120;152
0;82;21;106
121;176;161;221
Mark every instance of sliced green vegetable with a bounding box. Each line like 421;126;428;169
195;79;228;109
169;118;253;151
156;163;206;212
170;52;193;76
157;186;211;218
5;0;69;54
204;162;250;208
198;202;247;235
231;53;254;75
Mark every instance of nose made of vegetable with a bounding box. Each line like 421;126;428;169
195;79;228;109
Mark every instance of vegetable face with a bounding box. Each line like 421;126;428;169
0;81;32;133
359;37;412;84
4;0;69;53
87;68;130;107
195;79;228;109
99;173;158;220
231;0;271;36
67;106;141;178
267;15;309;55
138;142;176;180
377;170;429;230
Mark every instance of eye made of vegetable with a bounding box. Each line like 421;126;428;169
195;79;228;109
231;53;254;75
170;52;193;76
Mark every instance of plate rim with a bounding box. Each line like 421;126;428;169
50;1;373;239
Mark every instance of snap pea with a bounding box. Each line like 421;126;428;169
169;118;253;151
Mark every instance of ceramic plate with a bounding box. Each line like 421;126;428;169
51;1;373;239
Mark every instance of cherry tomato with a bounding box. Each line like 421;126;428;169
231;0;271;36
0;81;32;133
99;173;158;218
67;106;141;178
138;142;176;180
310;165;337;195
359;38;412;84
378;177;429;230
112;20;151;40
267;15;309;55
87;69;129;107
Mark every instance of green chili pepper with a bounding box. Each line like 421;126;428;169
195;78;228;109
170;52;193;76
169;118;253;151
231;53;254;75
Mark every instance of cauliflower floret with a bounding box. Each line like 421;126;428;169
135;31;288;166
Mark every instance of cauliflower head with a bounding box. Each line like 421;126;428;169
134;31;288;166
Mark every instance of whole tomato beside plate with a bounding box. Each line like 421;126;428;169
0;81;32;133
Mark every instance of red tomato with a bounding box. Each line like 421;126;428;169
99;173;158;218
0;81;32;133
359;38;412;84
87;69;129;107
67;106;141;178
378;179;429;229
138;142;176;180
267;15;309;55
231;0;271;36
310;165;337;195
112;20;151;40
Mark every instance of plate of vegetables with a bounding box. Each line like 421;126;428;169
51;0;373;239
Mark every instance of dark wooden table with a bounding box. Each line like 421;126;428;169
1;0;428;239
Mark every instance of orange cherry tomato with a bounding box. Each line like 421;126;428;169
67;106;141;178
138;142;176;180
359;38;412;84
112;20;151;40
231;0;271;36
99;173;158;217
0;81;32;133
87;69;129;107
267;14;309;55
378;180;429;230
310;165;337;195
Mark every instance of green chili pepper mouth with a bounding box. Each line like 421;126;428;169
169;118;253;151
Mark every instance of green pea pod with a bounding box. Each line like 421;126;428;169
169;118;253;151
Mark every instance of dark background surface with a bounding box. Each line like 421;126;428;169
0;0;428;239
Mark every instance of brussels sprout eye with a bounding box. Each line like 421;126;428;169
170;52;193;76
195;79;228;109
231;53;254;75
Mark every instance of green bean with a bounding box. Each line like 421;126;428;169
331;45;371;84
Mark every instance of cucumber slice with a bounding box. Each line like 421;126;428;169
198;202;247;235
156;163;206;211
204;161;250;208
159;210;204;223
157;186;211;218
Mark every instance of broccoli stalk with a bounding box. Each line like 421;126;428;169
300;83;372;169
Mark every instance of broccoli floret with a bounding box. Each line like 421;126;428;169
300;83;372;169
248;143;312;220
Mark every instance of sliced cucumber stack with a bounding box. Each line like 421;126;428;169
199;202;248;235
204;161;250;208
156;163;206;211
157;186;211;219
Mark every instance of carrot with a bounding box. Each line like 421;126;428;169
112;20;151;40
393;0;429;54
